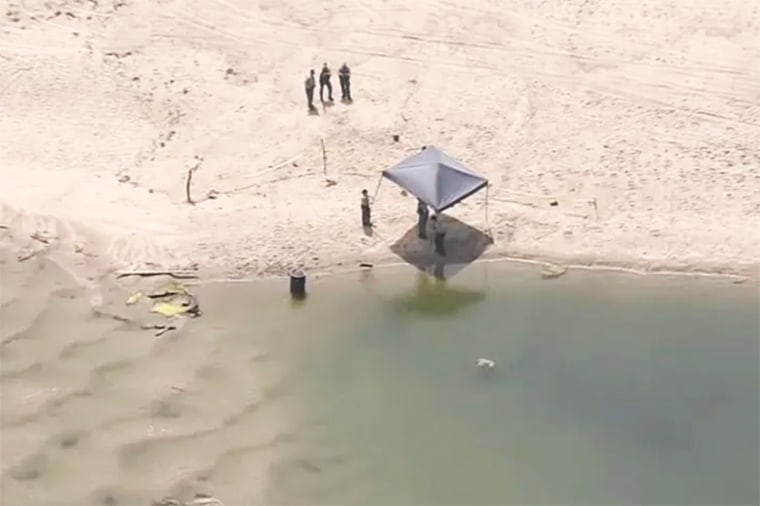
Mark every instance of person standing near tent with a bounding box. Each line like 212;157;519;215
361;189;372;228
319;62;333;103
304;69;316;111
338;62;351;101
431;213;446;256
417;199;429;239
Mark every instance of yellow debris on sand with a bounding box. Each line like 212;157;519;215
541;264;568;279
151;301;191;317
126;280;201;318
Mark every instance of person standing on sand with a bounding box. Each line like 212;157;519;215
319;62;333;103
361;189;372;228
417;198;429;239
339;62;352;101
304;69;316;111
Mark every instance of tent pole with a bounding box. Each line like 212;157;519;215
482;184;490;289
484;183;491;236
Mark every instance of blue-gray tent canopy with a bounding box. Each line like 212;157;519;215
381;146;488;212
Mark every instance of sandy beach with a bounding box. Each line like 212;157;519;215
0;0;758;283
0;246;286;505
0;1;759;503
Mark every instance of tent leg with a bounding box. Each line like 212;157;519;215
484;183;491;237
482;184;490;289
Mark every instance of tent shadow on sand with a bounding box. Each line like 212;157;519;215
389;216;493;281
387;217;493;316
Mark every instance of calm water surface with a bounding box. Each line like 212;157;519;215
201;263;759;505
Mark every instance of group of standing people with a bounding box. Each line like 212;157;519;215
360;190;447;257
416;198;446;256
304;62;352;112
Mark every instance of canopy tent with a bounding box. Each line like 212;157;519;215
381;146;488;212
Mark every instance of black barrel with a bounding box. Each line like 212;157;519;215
289;268;306;298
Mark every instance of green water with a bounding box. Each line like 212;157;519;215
202;263;759;505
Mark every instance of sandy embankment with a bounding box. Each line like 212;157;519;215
0;246;284;505
1;0;759;285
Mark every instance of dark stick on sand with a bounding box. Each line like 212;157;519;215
185;169;195;205
115;270;199;280
320;138;327;175
185;156;203;205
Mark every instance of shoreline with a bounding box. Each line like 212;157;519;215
191;255;757;290
1;213;755;295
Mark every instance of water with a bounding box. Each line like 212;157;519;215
200;263;759;506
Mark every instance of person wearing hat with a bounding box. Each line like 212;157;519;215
416;198;429;239
431;213;446;256
361;189;372;228
319;62;334;103
338;62;352;101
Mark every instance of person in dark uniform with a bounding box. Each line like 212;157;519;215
319;63;333;103
304;69;316;111
338;62;351;101
416;199;429;239
361;189;372;228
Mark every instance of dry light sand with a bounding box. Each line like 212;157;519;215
0;0;759;282
0;0;759;503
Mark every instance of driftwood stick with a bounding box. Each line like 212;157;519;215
115;270;199;280
30;232;54;244
590;198;599;220
256;155;302;176
154;325;176;337
17;250;38;262
320;138;327;175
185;157;203;205
185;169;194;205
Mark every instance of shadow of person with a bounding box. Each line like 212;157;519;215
388;269;485;317
390;216;492;279
433;257;445;280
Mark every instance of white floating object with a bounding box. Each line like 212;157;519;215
476;358;495;368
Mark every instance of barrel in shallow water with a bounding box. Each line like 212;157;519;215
289;268;306;299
